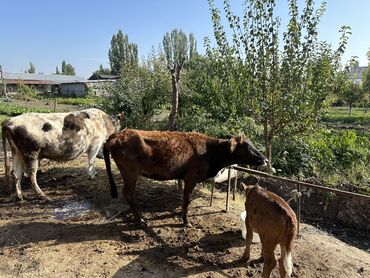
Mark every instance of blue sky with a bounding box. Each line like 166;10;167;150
1;0;369;78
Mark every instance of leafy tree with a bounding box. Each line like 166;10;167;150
361;67;370;112
93;64;112;75
341;82;364;115
162;29;197;130
60;60;75;75
207;0;350;169
55;66;60;74
108;30;138;75
27;62;36;73
103;49;171;129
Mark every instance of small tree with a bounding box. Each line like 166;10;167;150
104;48;171;129
27;62;36;73
93;64;112;75
108;30;138;75
341;82;364;115
163;29;196;130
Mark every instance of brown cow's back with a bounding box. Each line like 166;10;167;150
106;129;220;180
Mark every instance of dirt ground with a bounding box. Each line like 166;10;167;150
0;156;369;278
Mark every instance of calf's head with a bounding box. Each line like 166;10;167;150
230;135;268;167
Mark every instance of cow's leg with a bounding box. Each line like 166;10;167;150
12;152;25;200
25;154;49;200
121;171;142;224
181;180;197;226
87;145;100;179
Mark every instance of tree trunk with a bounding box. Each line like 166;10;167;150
349;103;352;116
168;68;180;131
263;120;273;173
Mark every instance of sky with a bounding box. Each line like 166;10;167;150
1;0;369;78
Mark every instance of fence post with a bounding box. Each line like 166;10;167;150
226;167;232;212
297;183;301;236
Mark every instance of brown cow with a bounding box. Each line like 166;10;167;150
241;183;297;278
103;129;268;226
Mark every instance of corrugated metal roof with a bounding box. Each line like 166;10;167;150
88;73;119;80
3;72;85;84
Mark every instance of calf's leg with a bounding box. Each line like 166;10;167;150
242;220;253;261
261;239;278;278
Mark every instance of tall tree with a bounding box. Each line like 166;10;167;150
163;29;196;130
60;60;75;75
108;30;138;75
27;62;36;73
208;0;350;169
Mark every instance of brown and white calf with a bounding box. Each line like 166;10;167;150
2;108;119;200
103;129;268;226
241;183;297;278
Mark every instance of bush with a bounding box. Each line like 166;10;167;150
272;129;370;188
17;80;38;98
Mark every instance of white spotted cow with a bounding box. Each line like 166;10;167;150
2;108;119;200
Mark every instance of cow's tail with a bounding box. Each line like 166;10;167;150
103;143;118;198
283;215;297;277
2;124;13;191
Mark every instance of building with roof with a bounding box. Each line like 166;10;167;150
349;66;368;84
88;73;119;80
0;71;86;95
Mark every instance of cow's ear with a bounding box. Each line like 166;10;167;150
241;182;248;191
229;138;237;153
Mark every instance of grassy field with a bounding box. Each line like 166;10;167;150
322;107;370;128
0;101;52;116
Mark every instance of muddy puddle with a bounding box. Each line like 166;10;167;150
53;200;93;221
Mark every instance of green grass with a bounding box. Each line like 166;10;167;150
321;107;370;127
0;102;52;116
53;97;102;106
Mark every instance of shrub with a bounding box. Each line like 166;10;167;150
272;129;370;188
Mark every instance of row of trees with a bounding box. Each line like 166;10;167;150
25;60;76;75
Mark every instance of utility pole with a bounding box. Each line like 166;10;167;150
0;65;6;97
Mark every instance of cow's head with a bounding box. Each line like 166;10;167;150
230;135;268;167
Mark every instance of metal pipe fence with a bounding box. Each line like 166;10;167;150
224;165;370;235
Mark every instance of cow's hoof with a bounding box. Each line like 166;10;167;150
39;195;52;202
183;222;193;228
249;257;264;267
15;194;25;201
242;254;250;262
134;218;146;228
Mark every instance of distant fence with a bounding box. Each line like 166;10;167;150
224;166;370;235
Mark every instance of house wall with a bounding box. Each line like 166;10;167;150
60;83;86;97
86;81;114;96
